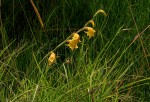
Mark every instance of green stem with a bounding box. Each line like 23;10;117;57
52;34;73;52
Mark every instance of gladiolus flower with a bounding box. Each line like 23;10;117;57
66;33;81;51
84;27;96;39
48;52;56;66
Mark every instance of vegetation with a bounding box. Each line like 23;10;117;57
0;0;150;101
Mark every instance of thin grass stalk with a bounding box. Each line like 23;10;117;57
127;0;150;69
0;0;2;27
29;0;44;29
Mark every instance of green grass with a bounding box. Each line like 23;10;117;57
0;0;150;102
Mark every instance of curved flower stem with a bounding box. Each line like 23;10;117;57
41;27;93;64
51;26;96;52
39;34;73;64
40;30;82;64
52;34;73;52
92;9;107;20
84;20;95;27
76;27;87;34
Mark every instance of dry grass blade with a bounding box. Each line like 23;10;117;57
0;0;2;27
126;25;150;69
29;0;44;29
127;25;150;48
127;0;150;69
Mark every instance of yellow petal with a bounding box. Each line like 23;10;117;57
66;33;81;51
67;39;79;51
48;52;56;66
84;27;96;39
72;33;80;40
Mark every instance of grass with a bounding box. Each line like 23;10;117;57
0;0;150;102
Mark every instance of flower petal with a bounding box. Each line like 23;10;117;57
84;27;96;39
66;33;81;51
48;52;56;66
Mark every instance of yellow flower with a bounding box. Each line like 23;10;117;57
48;52;56;66
66;33;81;51
84;27;96;39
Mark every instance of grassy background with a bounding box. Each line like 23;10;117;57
0;0;150;101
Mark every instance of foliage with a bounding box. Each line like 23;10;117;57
0;0;150;101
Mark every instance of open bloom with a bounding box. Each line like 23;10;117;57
48;52;56;66
84;27;96;39
66;33;81;51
